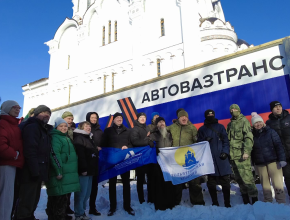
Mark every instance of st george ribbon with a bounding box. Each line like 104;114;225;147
98;146;157;182
157;141;215;185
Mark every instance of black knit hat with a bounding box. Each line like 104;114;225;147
270;101;282;111
34;105;51;116
137;112;146;120
176;108;185;116
113;112;123;120
156;117;165;125
204;109;215;118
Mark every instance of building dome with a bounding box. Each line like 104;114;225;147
237;39;250;47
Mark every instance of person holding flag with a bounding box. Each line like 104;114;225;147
101;113;134;216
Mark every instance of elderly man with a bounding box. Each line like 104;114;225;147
266;101;290;199
62;111;74;140
227;104;258;204
167;110;205;206
101;113;134;216
150;117;175;210
16;105;53;220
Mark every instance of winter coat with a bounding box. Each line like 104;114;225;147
19;117;53;182
147;120;157;133
167;121;198;147
73;129;98;176
266;110;290;160
46;129;80;196
197;120;232;176
226;114;253;160
130;120;151;147
150;129;173;148
101;123;131;149
86;112;103;147
252;126;286;165
0;115;24;168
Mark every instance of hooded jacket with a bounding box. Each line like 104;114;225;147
266;110;290;160
73;129;98;176
19;117;53;181
46;129;80;196
86;112;103;147
0;115;24;168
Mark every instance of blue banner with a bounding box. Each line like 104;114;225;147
98;146;157;182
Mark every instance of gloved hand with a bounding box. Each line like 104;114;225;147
219;153;228;160
205;137;213;142
278;161;287;169
149;140;154;148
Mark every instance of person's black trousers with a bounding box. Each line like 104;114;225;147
207;175;231;206
47;194;68;220
136;164;154;203
109;171;131;210
89;175;99;210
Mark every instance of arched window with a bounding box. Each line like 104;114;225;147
102;26;105;46
114;21;117;41
157;59;161;76
161;18;165;36
108;20;111;44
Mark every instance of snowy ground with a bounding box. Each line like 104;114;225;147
36;181;290;220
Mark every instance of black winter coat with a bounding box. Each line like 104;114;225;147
197;120;232;176
252;126;286;165
86;112;103;147
130;121;150;147
101;123;131;149
19;117;53;182
266;110;290;160
73;129;98;176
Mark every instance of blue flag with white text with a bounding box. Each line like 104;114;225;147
98;146;157;182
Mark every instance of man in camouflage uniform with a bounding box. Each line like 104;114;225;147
227;104;258;204
167;110;205;206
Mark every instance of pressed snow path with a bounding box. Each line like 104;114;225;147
35;182;290;220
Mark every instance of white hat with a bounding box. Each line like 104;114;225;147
251;112;264;125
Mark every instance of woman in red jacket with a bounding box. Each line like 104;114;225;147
0;100;24;220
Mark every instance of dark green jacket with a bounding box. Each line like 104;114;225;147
167;121;197;147
226;114;253;160
46;129;80;196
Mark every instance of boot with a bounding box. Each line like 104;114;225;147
107;208;116;216
124;207;135;216
241;194;250;204
251;196;258;204
208;188;219;206
89;208;101;216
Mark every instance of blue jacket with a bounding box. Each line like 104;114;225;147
197;121;232;176
252;126;286;165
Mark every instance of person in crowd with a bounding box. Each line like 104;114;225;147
61;111;75;216
167;110;205;206
150;117;175;210
23;108;35;121
147;112;159;132
172;108;185;123
0;100;24;220
73;121;98;220
71;122;76;131
197;110;232;207
266;101;290;199
130;112;155;205
86;112;103;216
226;104;258;205
101;112;135;216
16;105;53;220
251;112;286;204
46;118;80;220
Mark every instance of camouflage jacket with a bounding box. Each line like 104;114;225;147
167;121;197;147
226;114;253;160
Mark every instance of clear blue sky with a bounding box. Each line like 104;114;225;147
0;0;289;116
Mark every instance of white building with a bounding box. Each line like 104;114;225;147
22;0;253;115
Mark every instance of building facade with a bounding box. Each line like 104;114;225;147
22;0;252;115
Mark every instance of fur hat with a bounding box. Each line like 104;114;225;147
178;110;188;119
251;112;264;125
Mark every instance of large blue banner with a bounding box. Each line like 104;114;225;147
98;146;157;182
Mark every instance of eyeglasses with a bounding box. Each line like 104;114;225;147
12;106;21;110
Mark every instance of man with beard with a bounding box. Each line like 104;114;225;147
16;105;53;220
197;110;232;207
227;104;258;205
86;112;102;216
130;113;154;204
266;101;290;200
150;117;175;210
167;110;205;206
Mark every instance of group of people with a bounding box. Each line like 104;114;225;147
0;99;290;220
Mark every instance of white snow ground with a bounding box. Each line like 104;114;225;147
35;182;290;220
